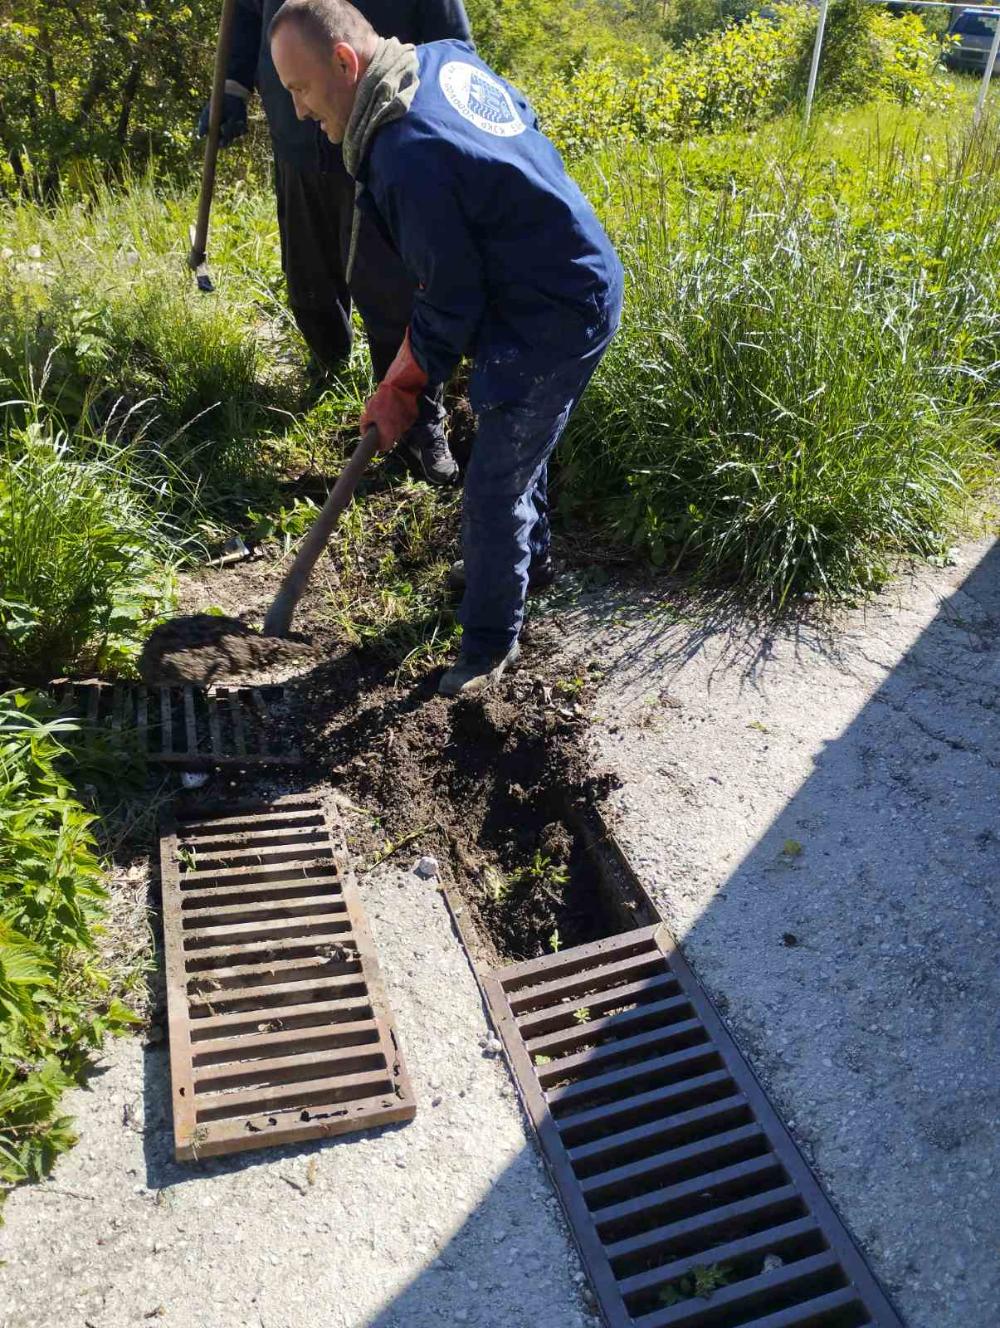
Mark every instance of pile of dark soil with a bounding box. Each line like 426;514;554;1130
140;613;312;686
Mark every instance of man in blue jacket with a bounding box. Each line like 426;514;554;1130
269;0;624;695
198;0;470;484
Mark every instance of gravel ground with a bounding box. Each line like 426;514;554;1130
0;857;596;1328
549;537;1000;1328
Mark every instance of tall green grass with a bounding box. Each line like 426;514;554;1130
0;408;183;682
0;177;267;433
562;114;1000;599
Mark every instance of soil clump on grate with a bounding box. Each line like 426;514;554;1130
140;613;311;686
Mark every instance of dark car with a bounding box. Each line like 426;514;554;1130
944;7;999;75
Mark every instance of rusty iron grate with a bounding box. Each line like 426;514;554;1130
160;792;415;1159
53;679;301;767
484;925;903;1328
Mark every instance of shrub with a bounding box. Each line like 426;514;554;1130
0;0;217;191
0;692;136;1197
464;0;662;80
869;10;951;107
529;3;951;158
560;125;999;600
0;418;178;683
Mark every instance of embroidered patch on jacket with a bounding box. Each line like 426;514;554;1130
439;61;527;138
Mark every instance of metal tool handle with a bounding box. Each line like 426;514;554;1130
189;0;239;277
263;427;382;638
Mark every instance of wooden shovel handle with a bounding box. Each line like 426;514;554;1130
262;427;381;638
189;0;239;272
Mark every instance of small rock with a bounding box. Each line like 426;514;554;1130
26;244;42;259
414;854;440;879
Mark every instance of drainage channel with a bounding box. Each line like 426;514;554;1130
52;679;301;767
446;803;905;1328
141;691;903;1326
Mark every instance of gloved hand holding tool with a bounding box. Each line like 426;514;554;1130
197;88;250;149
360;331;428;451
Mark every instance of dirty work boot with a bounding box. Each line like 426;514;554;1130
447;557;555;599
399;420;459;486
439;641;521;697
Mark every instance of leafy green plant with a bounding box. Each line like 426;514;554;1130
0;0;218;190
519;850;570;894
247;497;321;554
657;1262;734;1306
528;5;951;160
0;691;137;1199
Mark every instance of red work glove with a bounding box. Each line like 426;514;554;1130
360;330;428;452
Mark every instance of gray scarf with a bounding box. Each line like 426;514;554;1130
342;37;420;279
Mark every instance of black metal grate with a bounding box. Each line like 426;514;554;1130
160;793;415;1159
53;679;300;767
483;925;903;1328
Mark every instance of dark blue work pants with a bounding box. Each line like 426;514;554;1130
458;305;622;659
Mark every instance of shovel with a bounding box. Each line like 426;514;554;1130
263;426;381;636
188;0;239;292
141;428;381;684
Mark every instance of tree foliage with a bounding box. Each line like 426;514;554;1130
0;0;217;191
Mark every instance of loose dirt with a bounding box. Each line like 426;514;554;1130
139;612;312;686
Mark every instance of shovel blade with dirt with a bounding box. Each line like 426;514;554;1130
141;427;381;686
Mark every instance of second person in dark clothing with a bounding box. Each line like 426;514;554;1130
198;0;471;484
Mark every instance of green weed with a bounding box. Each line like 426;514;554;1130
519;850;570;894
657;1262;734;1306
0;691;137;1202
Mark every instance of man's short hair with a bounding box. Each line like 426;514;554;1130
268;0;376;51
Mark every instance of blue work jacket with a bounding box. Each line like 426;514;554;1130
356;41;624;407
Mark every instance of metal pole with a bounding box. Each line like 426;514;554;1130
804;0;830;129
973;14;1000;128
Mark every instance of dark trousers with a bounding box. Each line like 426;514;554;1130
459;316;621;658
273;159;444;424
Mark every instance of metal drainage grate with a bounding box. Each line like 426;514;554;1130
53;679;300;767
160;793;415;1160
483;925;903;1328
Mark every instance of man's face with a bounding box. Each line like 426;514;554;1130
271;24;360;143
